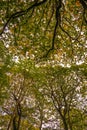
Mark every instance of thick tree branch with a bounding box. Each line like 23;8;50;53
79;0;87;24
0;0;47;35
45;0;62;57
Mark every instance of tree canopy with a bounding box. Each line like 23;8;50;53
0;0;87;130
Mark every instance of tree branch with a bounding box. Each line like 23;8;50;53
45;0;62;57
0;0;47;35
79;0;87;24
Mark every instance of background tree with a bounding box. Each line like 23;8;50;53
44;65;87;130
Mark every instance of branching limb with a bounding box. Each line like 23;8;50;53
0;0;47;35
45;0;62;57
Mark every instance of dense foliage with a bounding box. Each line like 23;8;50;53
0;0;87;130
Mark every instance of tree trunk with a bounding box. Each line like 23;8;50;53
62;118;68;130
68;111;72;130
58;110;68;130
13;116;17;130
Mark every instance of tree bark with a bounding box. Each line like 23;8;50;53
62;118;68;130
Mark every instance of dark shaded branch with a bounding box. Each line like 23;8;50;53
0;0;47;35
45;0;62;57
60;85;68;116
80;0;87;9
59;25;72;40
83;10;87;24
51;0;62;48
16;104;22;130
64;17;83;41
79;0;87;24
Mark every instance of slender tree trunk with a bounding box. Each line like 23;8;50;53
12;114;21;130
62;118;68;130
13;116;17;130
39;114;43;130
17;115;21;130
58;110;68;130
68;111;72;130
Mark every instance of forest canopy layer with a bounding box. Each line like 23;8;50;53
0;0;87;130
